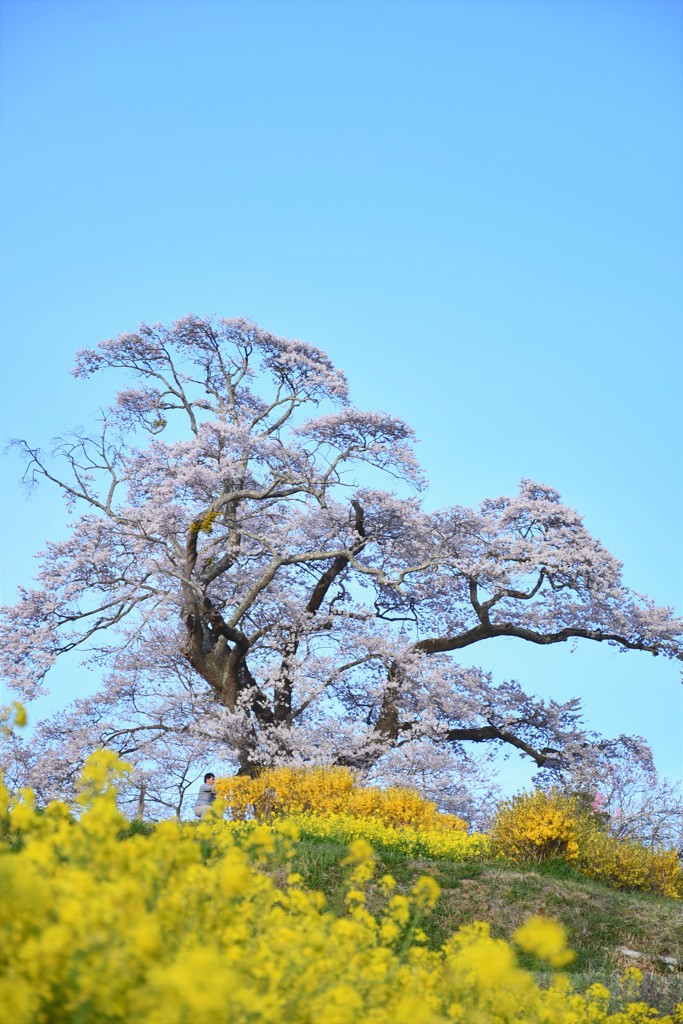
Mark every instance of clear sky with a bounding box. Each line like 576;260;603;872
1;0;681;790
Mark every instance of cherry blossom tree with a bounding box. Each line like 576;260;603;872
540;740;683;851
1;315;681;811
598;767;683;850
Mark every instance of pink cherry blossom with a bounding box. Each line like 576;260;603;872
2;315;681;814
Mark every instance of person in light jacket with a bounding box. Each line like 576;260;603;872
194;772;216;818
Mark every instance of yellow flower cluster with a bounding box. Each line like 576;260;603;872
490;789;582;864
265;809;490;861
190;508;220;535
2;753;682;1023
0;699;27;738
513;916;575;968
490;789;683;898
215;765;469;831
576;826;682;899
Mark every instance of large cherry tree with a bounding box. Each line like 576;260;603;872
2;316;681;815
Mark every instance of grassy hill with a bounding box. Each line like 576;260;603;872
5;754;681;1022
285;834;683;1015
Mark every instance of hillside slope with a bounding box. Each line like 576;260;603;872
288;835;683;1015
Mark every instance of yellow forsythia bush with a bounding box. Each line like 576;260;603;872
490;789;582;864
3;753;682;1023
215;765;469;831
490;789;683;898
576;825;683;899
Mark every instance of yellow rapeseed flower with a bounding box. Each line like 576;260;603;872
2;751;681;1024
513;916;575;968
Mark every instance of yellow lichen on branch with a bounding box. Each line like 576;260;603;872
189;508;220;535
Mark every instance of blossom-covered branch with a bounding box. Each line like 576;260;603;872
1;315;681;798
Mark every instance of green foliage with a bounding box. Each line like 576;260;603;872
118;818;156;840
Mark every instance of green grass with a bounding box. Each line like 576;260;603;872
281;834;683;1015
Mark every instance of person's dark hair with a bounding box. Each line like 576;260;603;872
204;772;215;783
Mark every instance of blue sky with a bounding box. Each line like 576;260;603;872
1;0;681;789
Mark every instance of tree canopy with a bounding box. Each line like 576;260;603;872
2;316;681;817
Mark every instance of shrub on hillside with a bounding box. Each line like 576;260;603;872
490;789;682;898
576;826;682;899
215;766;469;832
489;789;582;864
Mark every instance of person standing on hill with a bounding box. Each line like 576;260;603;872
193;772;217;818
